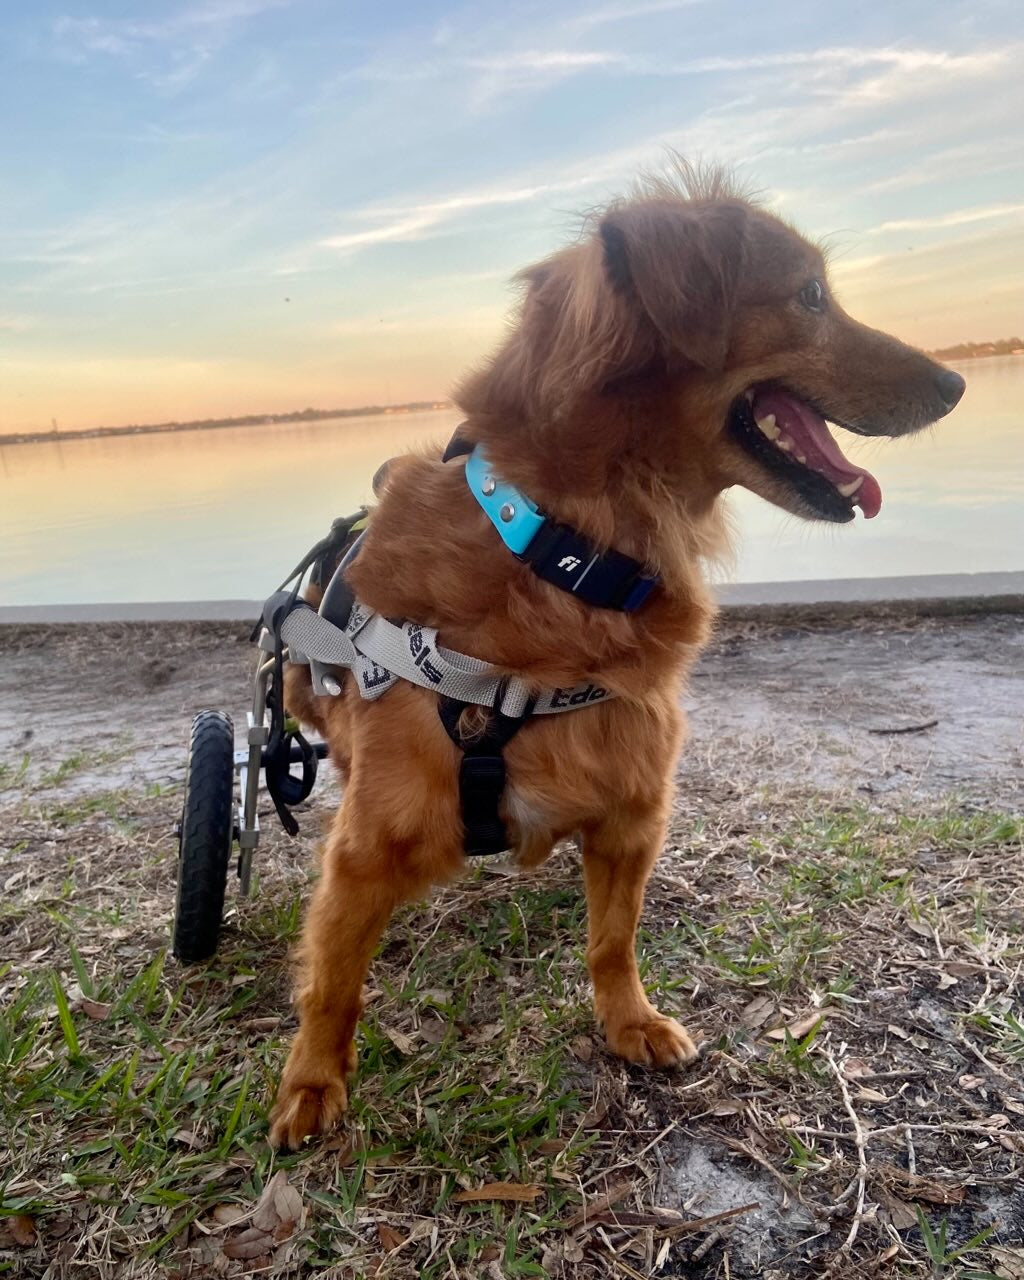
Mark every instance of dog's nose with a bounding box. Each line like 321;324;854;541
934;367;966;411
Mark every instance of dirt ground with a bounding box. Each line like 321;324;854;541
1;609;1021;807
1;608;1022;1279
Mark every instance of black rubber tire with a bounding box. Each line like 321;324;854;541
173;710;235;963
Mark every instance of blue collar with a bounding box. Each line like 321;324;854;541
449;434;659;613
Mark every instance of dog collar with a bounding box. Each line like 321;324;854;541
447;432;659;613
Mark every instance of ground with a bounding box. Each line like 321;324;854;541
1;611;1022;1280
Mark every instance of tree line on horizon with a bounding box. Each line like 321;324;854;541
928;336;1024;360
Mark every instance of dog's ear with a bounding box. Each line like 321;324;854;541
599;201;746;373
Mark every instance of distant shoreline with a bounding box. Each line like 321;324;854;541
0;401;452;449
3;341;1020;447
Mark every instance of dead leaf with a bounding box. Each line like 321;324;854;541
906;920;935;938
959;1074;987;1091
998;1132;1024;1153
536;1139;566;1156
172;1128;203;1149
571;1035;594;1062
875;1243;900;1264
222;1226;275;1259
211;1204;246;1227
467;1021;504;1045
384;1027;417;1055
377;1224;406;1251
251;1171;303;1239
842;1057;873;1079
418;1018;448;1045
739;995;775;1029
937;972;959;991
765;1013;823;1041
452;1182;542;1204
856;1087;890;1104
878;1163;966;1205
271;1174;303;1229
9;1215;36;1247
78;999;111;1021
991;1245;1024;1279
887;1023;911;1040
711;1100;746;1117
878;1191;918;1230
581;1097;609;1129
238;1016;281;1032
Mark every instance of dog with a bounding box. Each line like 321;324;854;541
268;161;964;1150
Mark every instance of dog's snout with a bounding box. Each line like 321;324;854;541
934;367;966;413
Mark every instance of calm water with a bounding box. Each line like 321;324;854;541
2;358;1021;605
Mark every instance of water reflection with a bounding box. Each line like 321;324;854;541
1;358;1020;605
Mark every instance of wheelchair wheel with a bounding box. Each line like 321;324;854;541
173;710;235;963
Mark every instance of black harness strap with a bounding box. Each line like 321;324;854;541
437;686;536;857
257;508;368;836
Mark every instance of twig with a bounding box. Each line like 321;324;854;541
717;1135;797;1198
905;1124;916;1177
690;1228;723;1262
660;1203;759;1237
868;719;938;735
827;1052;868;1255
958;1033;1018;1086
562;1180;634;1230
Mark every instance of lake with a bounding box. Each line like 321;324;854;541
1;357;1021;605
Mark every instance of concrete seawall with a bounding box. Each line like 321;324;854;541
2;571;1022;626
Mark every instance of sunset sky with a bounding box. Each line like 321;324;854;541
3;0;1022;431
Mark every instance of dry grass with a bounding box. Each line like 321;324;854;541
1;762;1022;1279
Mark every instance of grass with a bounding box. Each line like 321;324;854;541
1;773;1022;1278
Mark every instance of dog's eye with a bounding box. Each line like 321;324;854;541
799;279;826;313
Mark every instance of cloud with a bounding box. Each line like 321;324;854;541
567;0;709;31
868;202;1024;233
51;0;296;86
319;183;564;253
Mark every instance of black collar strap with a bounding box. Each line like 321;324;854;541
443;429;659;612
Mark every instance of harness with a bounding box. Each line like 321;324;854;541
260;429;660;854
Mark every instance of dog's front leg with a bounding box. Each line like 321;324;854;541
269;830;404;1150
582;809;698;1068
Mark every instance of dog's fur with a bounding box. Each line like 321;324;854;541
268;162;963;1149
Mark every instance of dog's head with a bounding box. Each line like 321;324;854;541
475;164;965;525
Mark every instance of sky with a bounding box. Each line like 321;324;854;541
2;0;1022;431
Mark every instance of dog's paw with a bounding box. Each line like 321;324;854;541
269;1076;348;1151
605;1013;699;1068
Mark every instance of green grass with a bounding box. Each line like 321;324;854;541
1;790;1022;1277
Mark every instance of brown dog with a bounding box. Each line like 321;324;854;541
268;162;964;1150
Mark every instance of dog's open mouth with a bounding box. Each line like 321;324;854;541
728;386;882;523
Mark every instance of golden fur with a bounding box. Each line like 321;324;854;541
268;161;963;1149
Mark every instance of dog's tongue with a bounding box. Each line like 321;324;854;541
752;389;882;519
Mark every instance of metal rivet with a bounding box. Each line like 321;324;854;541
481;476;496;497
322;674;342;696
499;503;516;522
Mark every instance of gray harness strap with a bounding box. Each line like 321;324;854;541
278;599;612;716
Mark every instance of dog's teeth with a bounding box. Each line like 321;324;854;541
776;438;792;452
837;477;864;497
755;413;780;440
796;454;807;464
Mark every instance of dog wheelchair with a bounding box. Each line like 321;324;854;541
171;510;369;963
